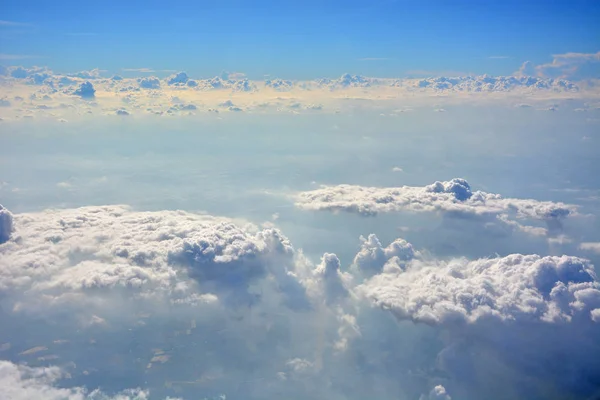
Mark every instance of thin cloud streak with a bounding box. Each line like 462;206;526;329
358;57;389;61
0;53;40;60
0;20;32;27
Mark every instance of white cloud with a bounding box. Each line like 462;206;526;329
422;385;452;400
353;234;416;277
580;242;600;254
73;82;96;99
295;178;577;236
517;51;600;80
0;360;162;400
0;204;14;244
359;250;600;324
166;72;189;86
137;76;160;89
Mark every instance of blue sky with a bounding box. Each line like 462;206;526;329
1;0;599;78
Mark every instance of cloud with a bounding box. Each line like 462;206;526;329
353;234;416;278
0;360;162;400
0;54;39;61
580;242;600;254
295;178;577;236
123;68;155;73
166;72;189;85
0;203;599;399
220;71;247;80
359;250;600;324
422;385;452;400
265;78;294;91
0;205;304;312
0;20;31;27
73;81;96;99
138;76;160;89
517;51;600;80
68;69;103;79
356;236;600;397
0;204;14;244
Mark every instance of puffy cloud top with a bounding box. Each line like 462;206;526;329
353;234;416;277
265;78;294;91
426;385;452;400
0;206;297;311
295;178;576;235
0;204;14;244
360;248;600;324
73;81;96;99
138;76;161;89
166;72;189;85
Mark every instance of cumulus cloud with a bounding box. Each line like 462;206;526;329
359;250;600;324
0;360;160;400
0;204;14;244
355;235;600;398
166;72;189;85
73;81;96;99
0;205;366;400
353;234;416;277
0;205;304;312
138;76;160;89
295;178;576;236
421;385;452;400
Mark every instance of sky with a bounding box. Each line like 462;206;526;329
1;2;600;400
2;0;600;78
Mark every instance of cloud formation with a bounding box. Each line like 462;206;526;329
138;76;160;89
518;51;600;80
1;202;599;399
73;81;96;99
0;360;160;400
295;178;576;236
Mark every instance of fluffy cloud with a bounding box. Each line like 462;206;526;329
409;74;578;92
0;205;302;312
166;72;189;85
295;178;576;236
138;76;160;89
0;204;14;244
0;360;161;400
68;69;103;80
356;235;600;398
265;78;294;91
73;81;96;99
1;203;600;399
359;251;600;324
352;234;416;277
422;385;452;400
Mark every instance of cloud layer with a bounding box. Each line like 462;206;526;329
1;203;599;399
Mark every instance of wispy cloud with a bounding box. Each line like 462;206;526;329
66;32;97;37
0;53;40;60
405;69;472;77
488;55;511;59
123;68;155;73
358;57;389;61
0;20;31;27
